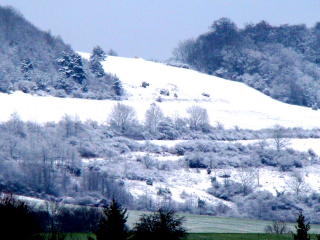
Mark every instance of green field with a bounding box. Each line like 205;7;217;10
35;232;320;240
127;211;320;233
187;233;320;240
33;211;320;239
34;233;96;240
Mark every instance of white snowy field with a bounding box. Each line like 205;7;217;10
2;54;320;213
101;56;320;130
1;55;320;130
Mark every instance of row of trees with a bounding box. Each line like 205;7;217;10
0;195;187;240
1;194;317;240
96;199;186;240
174;18;320;108
109;102;210;139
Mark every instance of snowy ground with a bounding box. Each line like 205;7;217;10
1;55;320;130
2;54;320;210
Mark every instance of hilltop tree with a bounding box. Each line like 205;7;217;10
293;212;310;240
95;199;128;240
90;46;106;78
174;18;320;108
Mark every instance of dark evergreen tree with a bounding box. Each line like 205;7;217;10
132;208;187;240
293;212;310;240
90;60;105;78
71;53;86;84
57;51;86;84
95;199;128;240
92;46;107;62
112;75;123;96
90;46;106;78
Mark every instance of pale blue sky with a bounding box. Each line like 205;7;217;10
1;0;320;60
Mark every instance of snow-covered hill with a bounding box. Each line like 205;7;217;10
1;54;320;220
1;55;320;130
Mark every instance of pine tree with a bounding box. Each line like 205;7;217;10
57;51;86;84
91;46;106;62
20;58;34;81
112;76;123;96
71;53;86;84
293;212;311;240
95;199;128;240
90;46;106;78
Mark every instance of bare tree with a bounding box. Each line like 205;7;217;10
265;220;289;234
272;125;289;152
187;105;210;131
287;171;308;198
108;103;137;133
145;103;164;135
237;167;256;195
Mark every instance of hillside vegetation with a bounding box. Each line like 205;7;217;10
174;18;320;108
1;5;320;226
0;6;121;99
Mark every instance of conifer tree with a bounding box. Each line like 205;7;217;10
95;199;128;240
293;212;310;240
90;46;106;78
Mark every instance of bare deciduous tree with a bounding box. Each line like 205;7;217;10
187;105;209;131
265;220;289;234
272;125;289;152
287;171;308;198
145;103;164;135
108;103;137;133
237;167;256;195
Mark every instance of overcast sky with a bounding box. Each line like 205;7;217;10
1;0;320;60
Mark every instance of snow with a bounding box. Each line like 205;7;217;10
3;54;320;208
1;54;320;130
102;56;320;130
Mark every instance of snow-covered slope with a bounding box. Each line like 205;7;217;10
1;55;320;130
102;56;320;130
3;54;320;217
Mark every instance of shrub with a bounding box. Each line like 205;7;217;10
142;81;150;88
0;194;40;240
96;199;129;240
132;208;187;240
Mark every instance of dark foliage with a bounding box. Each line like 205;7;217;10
174;18;320;108
95;199;129;240
0;6;122;99
0;194;40;240
293;212;311;240
132;208;187;240
90;46;106;78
